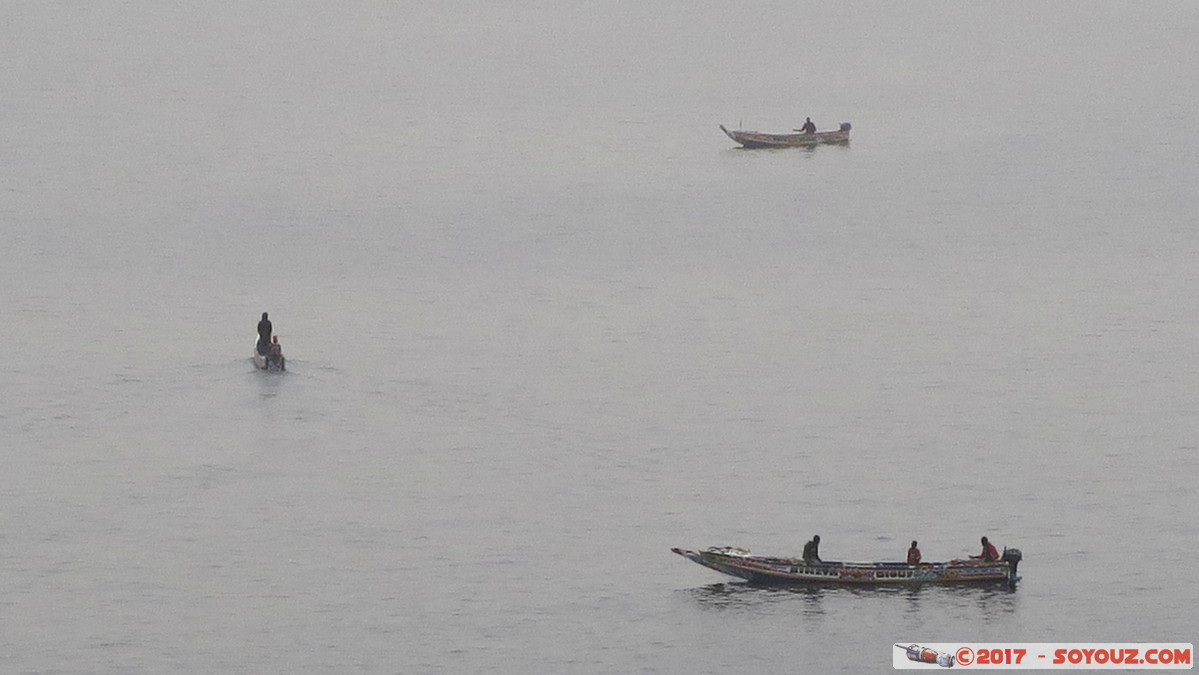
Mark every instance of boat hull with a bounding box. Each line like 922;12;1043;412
721;123;851;148
672;547;1020;585
253;344;286;371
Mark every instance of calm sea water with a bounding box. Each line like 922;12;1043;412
3;2;1197;672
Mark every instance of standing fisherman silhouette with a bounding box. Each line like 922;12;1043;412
257;312;272;356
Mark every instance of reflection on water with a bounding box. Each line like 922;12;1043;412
684;581;1021;619
683;582;830;616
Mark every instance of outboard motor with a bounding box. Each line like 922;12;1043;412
839;122;852;131
1002;547;1022;581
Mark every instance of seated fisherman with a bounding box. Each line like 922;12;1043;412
907;541;922;565
802;535;822;564
971;536;999;562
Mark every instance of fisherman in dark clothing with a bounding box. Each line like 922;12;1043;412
257;312;272;355
802;535;822;564
799;117;817;134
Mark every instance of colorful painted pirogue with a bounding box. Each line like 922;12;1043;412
671;546;1022;585
719;122;851;148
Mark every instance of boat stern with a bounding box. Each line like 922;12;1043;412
1002;547;1022;581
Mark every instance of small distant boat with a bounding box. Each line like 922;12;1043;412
671;546;1022;585
720;122;851;148
253;341;286;372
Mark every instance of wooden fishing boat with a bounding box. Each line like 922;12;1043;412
671;546;1022;585
720;122;851;148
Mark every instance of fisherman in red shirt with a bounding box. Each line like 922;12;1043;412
907;541;922;565
971;536;999;562
267;335;286;371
